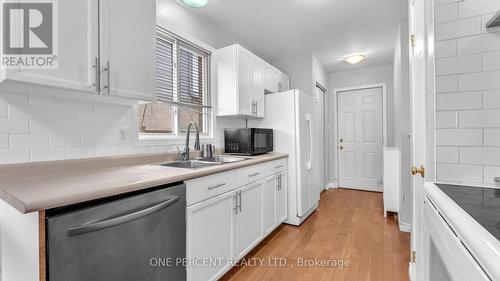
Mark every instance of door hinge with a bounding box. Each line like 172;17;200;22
410;35;416;47
412;251;416;263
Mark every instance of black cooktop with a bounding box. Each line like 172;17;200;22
436;183;500;241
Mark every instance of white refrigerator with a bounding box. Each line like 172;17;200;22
254;89;321;226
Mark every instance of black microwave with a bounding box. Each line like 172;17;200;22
224;128;273;155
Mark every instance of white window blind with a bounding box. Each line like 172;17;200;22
156;27;211;111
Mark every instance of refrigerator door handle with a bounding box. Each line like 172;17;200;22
306;114;313;170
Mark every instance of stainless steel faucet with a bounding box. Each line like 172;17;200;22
179;121;200;160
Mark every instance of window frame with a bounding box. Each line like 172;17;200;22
136;23;216;144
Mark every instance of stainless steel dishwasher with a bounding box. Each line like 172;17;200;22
46;183;186;281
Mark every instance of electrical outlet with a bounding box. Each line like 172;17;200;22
119;127;129;143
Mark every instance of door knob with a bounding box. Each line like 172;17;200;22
339;146;344;150
412;165;425;178
339;139;344;143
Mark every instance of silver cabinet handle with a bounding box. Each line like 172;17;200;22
277;174;281;191
255;101;258;115
93;57;100;94
233;194;238;214
248;172;261;178
208;183;226;191
103;61;110;95
238;190;242;212
67;196;179;236
275;165;284;169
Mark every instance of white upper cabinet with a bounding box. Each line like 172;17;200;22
216;44;289;118
0;0;155;102
2;0;99;93
100;0;156;101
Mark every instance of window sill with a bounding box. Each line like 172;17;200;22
136;133;216;146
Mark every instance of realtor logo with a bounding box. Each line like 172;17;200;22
2;1;58;69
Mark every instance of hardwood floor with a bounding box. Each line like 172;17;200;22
221;188;410;281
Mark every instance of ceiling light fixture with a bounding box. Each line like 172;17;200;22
181;0;208;8
343;53;367;64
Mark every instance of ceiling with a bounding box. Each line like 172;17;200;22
164;0;408;73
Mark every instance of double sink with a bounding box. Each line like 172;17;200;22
157;156;249;170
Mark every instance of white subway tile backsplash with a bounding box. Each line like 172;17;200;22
484;90;500;108
435;16;482;41
47;108;79;121
458;0;500;18
483;51;500;71
435;0;500;186
459;33;500;55
0;149;30;164
79;111;108;122
437;111;458;128
436;54;482;75
484;166;500;184
0;119;29;133
436;40;458;58
437;146;459;163
437;129;483;146
459;71;500;91
66;147;94;159
435;3;458;23
460;147;500;165
8;105;47;120
94;146;120;157
10;134;49;149
436;92;483;110
436;75;459;93
66;121;93;136
437;163;483;183
49;134;81;148
29;119;65;134
93;123;118;135
31;148;66;162
485;129;500;146
459;109;500;127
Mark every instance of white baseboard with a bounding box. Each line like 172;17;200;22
409;262;417;281
326;182;337;189
399;222;412;233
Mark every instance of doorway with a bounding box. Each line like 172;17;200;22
334;84;386;192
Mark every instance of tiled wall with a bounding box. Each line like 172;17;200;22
434;0;500;185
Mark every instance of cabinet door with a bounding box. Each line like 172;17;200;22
99;0;155;101
187;191;236;281
252;58;265;117
235;181;264;259
262;176;277;235
237;47;253;116
5;0;98;93
276;172;288;224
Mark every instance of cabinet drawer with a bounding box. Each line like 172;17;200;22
186;171;236;206
270;159;287;173
235;162;273;187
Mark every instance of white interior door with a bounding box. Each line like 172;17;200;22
337;87;383;191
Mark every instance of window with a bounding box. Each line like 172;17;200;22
139;27;211;137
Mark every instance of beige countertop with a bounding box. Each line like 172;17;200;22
0;153;288;214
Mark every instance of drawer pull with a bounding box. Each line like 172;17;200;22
275;165;284;169
208;183;226;190
248;172;261;177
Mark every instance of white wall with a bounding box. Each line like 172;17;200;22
329;64;395;146
434;0;500;186
393;22;412;226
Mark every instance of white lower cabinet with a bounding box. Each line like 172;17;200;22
235;180;264;258
186;159;288;281
186;191;236;281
